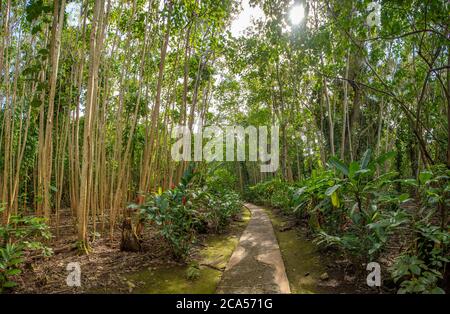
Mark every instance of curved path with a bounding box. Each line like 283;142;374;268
216;203;291;294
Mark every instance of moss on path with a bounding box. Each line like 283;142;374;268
264;207;328;293
124;206;251;294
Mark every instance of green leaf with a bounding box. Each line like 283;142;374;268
396;178;418;187
430;287;445;294
410;264;421;275
30;97;41;108
325;184;341;196
2;281;17;288
38;48;49;56
375;151;396;165
350;203;361;224
348;162;360;179
331;192;340;208
360;149;372;169
32;24;42;35
355;169;370;176
418;171;432;184
329;157;349;176
6;268;21;276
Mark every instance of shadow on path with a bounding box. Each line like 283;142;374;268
216;203;290;294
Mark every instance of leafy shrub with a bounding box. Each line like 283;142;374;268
0;207;52;292
138;166;199;259
206;168;237;194
247;149;449;293
186;261;200;280
247;178;292;211
206;190;241;231
315;208;410;260
138;165;242;260
401;164;449;229
390;254;445;294
291;170;336;228
313;150;406;259
389;165;449;293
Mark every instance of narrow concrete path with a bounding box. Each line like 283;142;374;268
216;203;291;294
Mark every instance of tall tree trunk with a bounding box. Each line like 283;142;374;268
41;0;66;219
340;50;350;160
323;78;335;156
447;44;450;169
139;1;172;194
77;0;105;253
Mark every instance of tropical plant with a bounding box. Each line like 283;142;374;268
138;165;243;259
0;207;52;292
390;254;445;294
247;178;292;211
139;166;199;259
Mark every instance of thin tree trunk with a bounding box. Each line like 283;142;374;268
340;50;350;160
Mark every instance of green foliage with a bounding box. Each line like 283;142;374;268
186;261;200;281
0;207;51;293
315;150;405;258
313;160;449;293
206;190;241;232
139;167;199;259
206;168;237;194
249;148;449;293
138;165;242;260
246;178;292;211
390;254;445;294
0;244;23;291
1;0;449;295
291;170;336;220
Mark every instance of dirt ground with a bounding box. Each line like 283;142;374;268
13;208;249;294
14;222;178;293
12;204;400;294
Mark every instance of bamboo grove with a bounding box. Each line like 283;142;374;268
0;0;236;251
0;0;449;255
